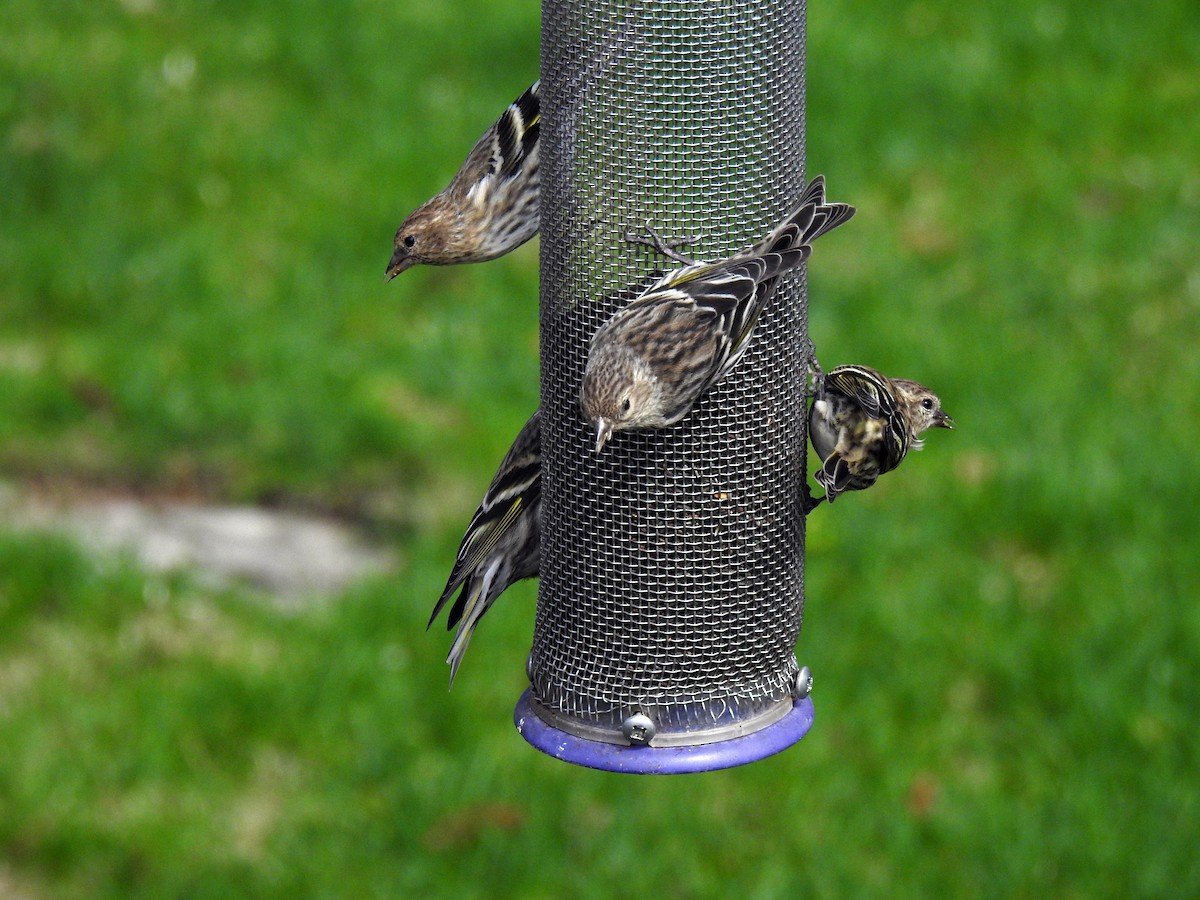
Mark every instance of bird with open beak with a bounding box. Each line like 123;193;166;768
807;363;954;507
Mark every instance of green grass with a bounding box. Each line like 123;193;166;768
2;0;1199;896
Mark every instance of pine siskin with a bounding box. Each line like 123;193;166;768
386;81;541;280
807;364;954;506
428;410;541;687
579;175;855;452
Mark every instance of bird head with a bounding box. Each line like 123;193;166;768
579;346;660;453
893;379;954;439
385;202;455;281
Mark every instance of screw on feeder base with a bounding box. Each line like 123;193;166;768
621;713;656;746
793;666;813;700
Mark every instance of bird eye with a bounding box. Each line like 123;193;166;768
621;398;632;413
921;398;935;410
403;234;416;248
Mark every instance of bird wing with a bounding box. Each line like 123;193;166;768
457;80;540;193
429;411;542;630
824;366;910;471
637;244;811;380
494;81;540;180
664;258;768;353
825;366;895;420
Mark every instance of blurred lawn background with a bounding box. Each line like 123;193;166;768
2;0;1198;896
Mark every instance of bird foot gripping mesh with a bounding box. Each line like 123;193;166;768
518;0;813;773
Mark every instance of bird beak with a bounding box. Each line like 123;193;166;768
385;251;414;282
592;417;613;453
936;412;955;430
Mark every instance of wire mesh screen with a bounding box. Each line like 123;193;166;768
534;0;809;746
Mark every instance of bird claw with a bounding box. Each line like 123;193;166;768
800;482;826;515
624;221;703;264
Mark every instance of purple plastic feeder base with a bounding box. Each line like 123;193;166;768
513;690;814;774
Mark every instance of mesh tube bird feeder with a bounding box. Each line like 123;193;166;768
515;0;814;773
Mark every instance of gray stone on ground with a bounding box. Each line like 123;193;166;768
1;485;395;605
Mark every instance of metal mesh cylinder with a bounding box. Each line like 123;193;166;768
532;0;809;750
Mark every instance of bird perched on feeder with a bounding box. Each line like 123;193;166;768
806;364;954;507
429;410;541;687
579;175;855;453
386;81;541;280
